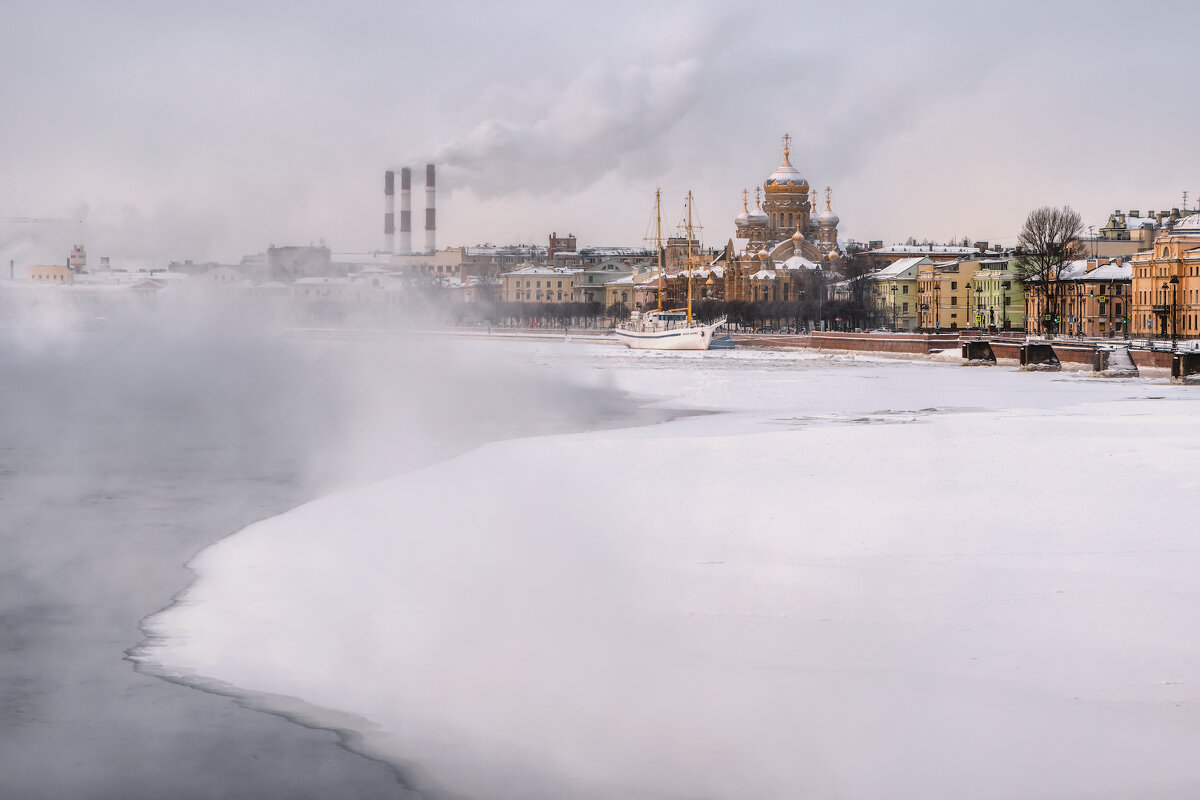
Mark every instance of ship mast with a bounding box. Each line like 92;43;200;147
686;190;694;324
655;188;663;313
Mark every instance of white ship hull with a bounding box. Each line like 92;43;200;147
613;318;726;351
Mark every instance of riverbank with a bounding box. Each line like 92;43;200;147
139;344;1200;799
0;319;674;799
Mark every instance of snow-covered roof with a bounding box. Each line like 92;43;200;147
1113;215;1158;230
872;257;925;278
332;252;394;267
503;264;563;276
782;255;819;271
576;247;654;257
870;244;980;256
1075;262;1133;281
464;244;546;256
1173;213;1200;233
765;155;807;188
750;269;776;280
1056;260;1090;280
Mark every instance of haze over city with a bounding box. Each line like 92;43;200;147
4;0;1198;265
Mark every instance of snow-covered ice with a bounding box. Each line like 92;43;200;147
140;343;1200;799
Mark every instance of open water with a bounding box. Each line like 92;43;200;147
0;317;649;800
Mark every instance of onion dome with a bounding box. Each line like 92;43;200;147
818;186;839;226
757;249;769;260
746;206;768;225
766;157;809;192
791;228;805;243
735;189;750;226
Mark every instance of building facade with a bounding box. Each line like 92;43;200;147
27;264;73;284
870;257;928;330
1022;259;1132;337
720;135;841;304
501;264;580;303
1129;213;1200;338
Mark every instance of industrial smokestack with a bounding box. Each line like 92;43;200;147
400;168;412;254
425;163;436;253
384;170;395;253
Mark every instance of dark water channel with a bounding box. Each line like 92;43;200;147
0;319;646;800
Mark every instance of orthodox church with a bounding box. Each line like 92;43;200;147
720;134;843;303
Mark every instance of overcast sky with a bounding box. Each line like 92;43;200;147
3;0;1198;266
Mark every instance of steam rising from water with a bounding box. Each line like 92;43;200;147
0;294;644;799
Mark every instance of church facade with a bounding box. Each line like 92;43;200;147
720;135;843;303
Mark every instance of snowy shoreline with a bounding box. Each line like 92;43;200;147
137;343;1200;799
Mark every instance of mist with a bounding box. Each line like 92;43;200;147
0;294;655;799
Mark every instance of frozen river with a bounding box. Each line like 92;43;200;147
140;340;1200;800
0;317;661;800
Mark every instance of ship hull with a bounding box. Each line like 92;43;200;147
612;319;725;351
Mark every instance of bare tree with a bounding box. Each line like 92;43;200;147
1013;206;1085;336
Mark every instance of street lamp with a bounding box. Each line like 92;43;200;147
975;285;983;330
1171;274;1179;344
1162;282;1169;340
891;284;897;330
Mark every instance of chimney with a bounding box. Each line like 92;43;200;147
425;163;436;253
384;171;395;253
400;168;412;254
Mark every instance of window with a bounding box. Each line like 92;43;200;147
951;281;958;290
950;296;958;306
903;284;909;294
902;302;909;312
557;291;562;300
1164;247;1170;257
536;281;541;288
557;280;562;288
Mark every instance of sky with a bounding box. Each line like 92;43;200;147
2;0;1199;266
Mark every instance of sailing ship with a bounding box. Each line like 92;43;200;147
613;190;727;351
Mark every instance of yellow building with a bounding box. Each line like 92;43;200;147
501;264;579;303
389;247;465;279
870;257;928;330
27;264;73;284
1129;213;1200;338
916;258;994;330
972;258;1025;331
